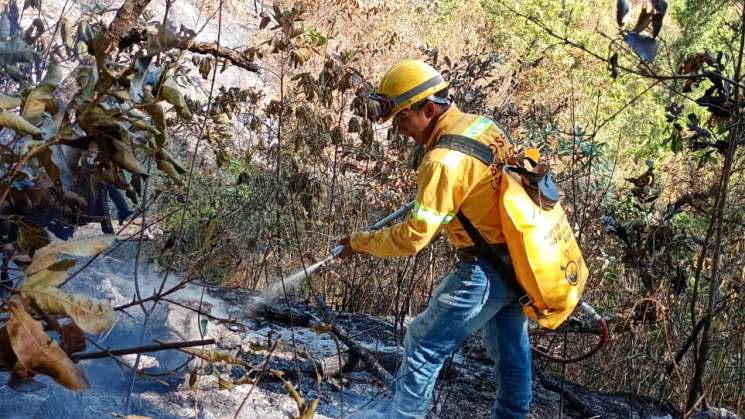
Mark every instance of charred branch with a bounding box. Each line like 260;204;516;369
71;338;215;361
314;294;395;390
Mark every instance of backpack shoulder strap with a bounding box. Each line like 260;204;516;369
432;134;493;166
435;133;531;303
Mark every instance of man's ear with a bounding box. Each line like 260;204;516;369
424;101;437;119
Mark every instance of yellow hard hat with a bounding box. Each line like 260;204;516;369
367;59;449;123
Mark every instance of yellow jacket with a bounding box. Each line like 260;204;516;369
350;106;514;257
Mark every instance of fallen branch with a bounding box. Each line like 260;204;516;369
71;338;215;361
315;294;395;390
314;351;358;378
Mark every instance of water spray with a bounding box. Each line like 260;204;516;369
262;200;415;298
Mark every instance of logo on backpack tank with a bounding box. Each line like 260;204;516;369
562;260;579;285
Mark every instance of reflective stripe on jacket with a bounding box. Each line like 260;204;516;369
350;106;514;257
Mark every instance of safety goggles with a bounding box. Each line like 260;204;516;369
364;74;448;123
365;93;395;122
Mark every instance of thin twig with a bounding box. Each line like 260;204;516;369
232;340;279;419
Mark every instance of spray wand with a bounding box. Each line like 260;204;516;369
266;200;416;296
326;199;415;261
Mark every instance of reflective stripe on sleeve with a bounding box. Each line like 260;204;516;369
411;201;455;225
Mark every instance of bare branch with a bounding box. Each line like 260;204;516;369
96;0;153;55
188;42;260;73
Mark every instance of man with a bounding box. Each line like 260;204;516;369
337;59;532;419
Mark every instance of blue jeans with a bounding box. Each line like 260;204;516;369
357;260;532;419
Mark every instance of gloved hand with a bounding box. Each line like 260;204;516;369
335;236;357;259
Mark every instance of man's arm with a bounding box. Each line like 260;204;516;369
346;160;466;258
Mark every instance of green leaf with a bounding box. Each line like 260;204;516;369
0;111;41;135
199;318;208;336
161;77;192;121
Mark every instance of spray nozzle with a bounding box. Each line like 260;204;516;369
330;244;345;258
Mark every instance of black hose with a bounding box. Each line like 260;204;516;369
531;301;609;364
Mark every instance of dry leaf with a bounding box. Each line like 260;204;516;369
181;347;248;366
631;5;654;33
0;94;22;110
130;119;160;135
7;299;89;391
144;103;167;131
278;372;318;419
156;159;183;185
59;322;86;354
21;83;54;124
283;378;306;412
0;111;41;135
259;12;271;29
112;138;143;174
199;57;212;80
60;19;74;50
616;0;630;27
22;259;76;289
311;323;332;334
12;216;50;256
299;399;319;419
22;287;115;334
8;363;46;392
679;53;706;75
0;327;17;369
217;376;234;390
188;367;198;388
161;77;192;120
26;235;114;276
